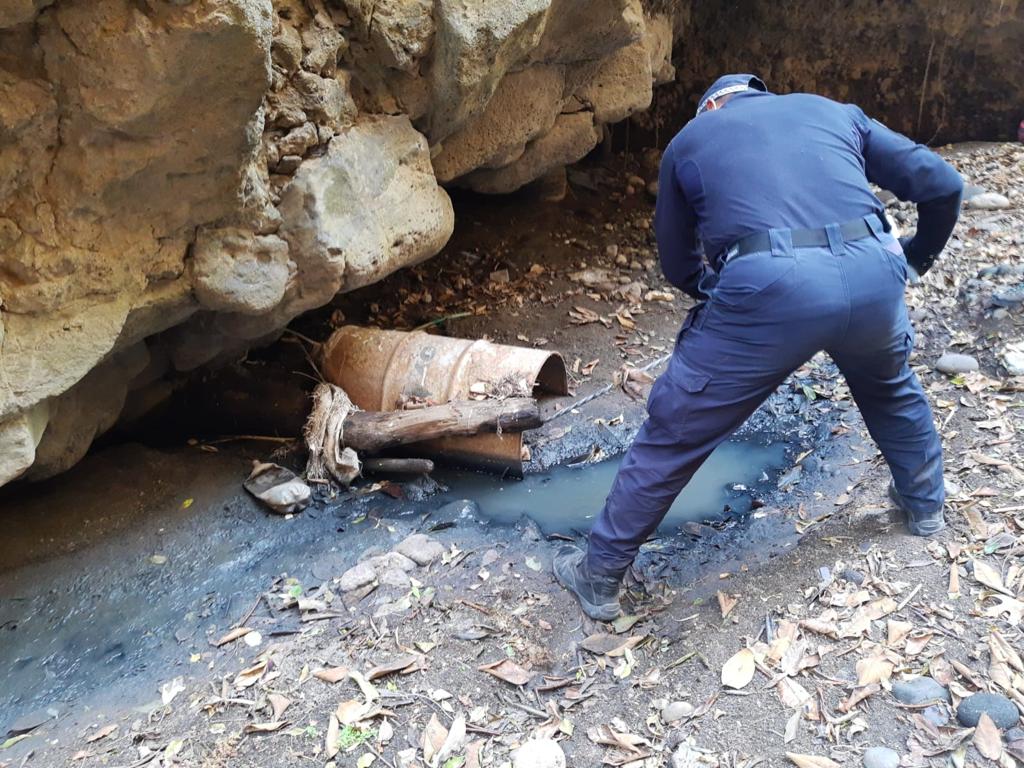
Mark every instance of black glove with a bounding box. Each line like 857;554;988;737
899;235;935;276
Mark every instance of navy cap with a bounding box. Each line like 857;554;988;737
696;74;768;116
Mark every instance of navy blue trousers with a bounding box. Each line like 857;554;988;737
588;219;945;574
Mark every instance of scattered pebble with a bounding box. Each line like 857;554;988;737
892;676;950;705
512;738;565;768
992;285;1024;308
956;692;1019;729
934;352;979;375
378;567;412;589
395;533;445;566
338;561;376;592
863;746;900;768
964;192;1011;210
922;705;948;727
1001;342;1024;376
661;701;694;722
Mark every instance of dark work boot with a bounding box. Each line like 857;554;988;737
553;545;622;621
888;481;945;537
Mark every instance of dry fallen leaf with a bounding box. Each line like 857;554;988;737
366;655;421;681
886;619;913;646
580;633;643;657
326;714;340;759
721;648;756;690
160;676;186;705
786;753;841;768
974;712;1003;761
972;559;1011;595
85;724;117;743
243;721;286;734
313;666;351;684
478;659;534;686
233;660;267;689
856;655;894;686
717;591;738;619
212;626;253;647
268;693;292;721
422;713;447;766
778;676;813;709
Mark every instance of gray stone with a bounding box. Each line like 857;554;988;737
338;561;376;592
364;552;418;573
661;700;694;722
512;738;565;768
395;533;445;566
1007;726;1024;742
863;747;900;768
956;692;1020;729
964;192;1011;210
922;705;948;727
378;567;412;590
892;676;950;705
992;286;1024;308
934;352;979;375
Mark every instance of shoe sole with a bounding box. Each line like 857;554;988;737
888;483;945;537
553;554;620;622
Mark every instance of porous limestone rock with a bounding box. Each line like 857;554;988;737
191;228;292;315
277;114;455;295
432;65;567;182
461;111;602;194
0;0;675;485
576;35;654;124
429;0;552;141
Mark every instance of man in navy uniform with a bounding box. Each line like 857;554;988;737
555;74;964;621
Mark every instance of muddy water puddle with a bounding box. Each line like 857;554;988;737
437;437;790;534
0;436;792;736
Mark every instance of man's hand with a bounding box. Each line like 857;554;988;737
899;235;933;279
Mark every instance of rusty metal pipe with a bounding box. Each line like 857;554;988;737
320;326;568;475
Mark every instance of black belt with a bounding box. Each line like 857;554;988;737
721;217;877;265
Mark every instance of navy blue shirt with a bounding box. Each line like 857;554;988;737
655;90;964;298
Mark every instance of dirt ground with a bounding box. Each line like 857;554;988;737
2;142;1024;768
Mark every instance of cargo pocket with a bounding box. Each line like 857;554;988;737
647;357;712;436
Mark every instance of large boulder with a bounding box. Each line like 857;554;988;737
0;0;674;485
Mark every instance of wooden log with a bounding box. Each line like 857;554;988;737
342;397;541;453
362;458;436;475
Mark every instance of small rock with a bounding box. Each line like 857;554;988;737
840;568;866;585
956;692;1019;729
922;705;948;727
512;738;565;768
964;192;1011;210
992;286;1024;308
962;184;988;201
646;180;659;198
605;244;619;259
489;268;510;284
1007;726;1024;742
363;551;418;573
615;252;629;267
338;561;376;592
395;533;444;566
863;746;900;768
994;308;1010;320
892;676;950;705
378;567;412;589
944;476;962;497
934;352;979;375
661;701;694;722
627;174;645;188
1002;342;1024;376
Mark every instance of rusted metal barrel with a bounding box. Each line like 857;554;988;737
320;326;568;474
